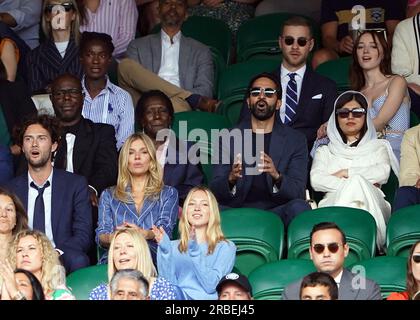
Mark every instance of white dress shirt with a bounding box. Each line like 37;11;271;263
65;133;76;173
334;270;344;288
279;64;306;123
27;170;55;247
158;30;181;87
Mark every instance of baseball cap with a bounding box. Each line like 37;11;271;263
216;273;253;296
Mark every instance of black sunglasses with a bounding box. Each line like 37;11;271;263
283;36;310;47
249;87;277;98
45;2;75;13
313;243;341;254
336;107;367;119
413;255;420;263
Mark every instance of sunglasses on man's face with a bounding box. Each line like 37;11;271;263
249;87;277;98
283;36;310;47
336;107;366;119
413;255;420;263
45;2;75;13
312;242;341;254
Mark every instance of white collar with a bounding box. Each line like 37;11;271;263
280;64;306;80
161;30;182;44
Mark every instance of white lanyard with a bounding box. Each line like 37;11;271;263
101;90;110;124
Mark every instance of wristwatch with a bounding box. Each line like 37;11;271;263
12;291;27;300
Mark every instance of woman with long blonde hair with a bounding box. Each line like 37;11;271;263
96;132;178;265
89;227;177;300
152;186;236;300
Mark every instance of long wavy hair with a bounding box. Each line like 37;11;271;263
0;187;28;235
178;186;226;254
407;241;420;299
350;30;392;90
114;132;163;203
9;230;64;295
107;228;157;283
41;0;82;44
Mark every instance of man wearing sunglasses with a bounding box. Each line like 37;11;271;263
283;222;381;300
211;72;311;227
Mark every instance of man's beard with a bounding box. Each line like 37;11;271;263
249;100;277;121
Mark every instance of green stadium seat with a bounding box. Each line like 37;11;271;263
386;204;420;257
381;170;399;207
410;111;420;128
171;111;231;184
287;206;377;266
216;94;244;126
236;13;320;62
349;256;406;299
221;208;284;276
315;57;351;93
66;264;108;300
248;259;316;300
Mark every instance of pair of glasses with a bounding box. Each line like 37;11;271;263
52;88;82;98
413;255;420;263
283;36;310;47
249;87;277;98
312;242;341;254
336;107;366;119
45;2;75;13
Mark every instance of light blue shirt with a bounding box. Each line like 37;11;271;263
157;233;236;300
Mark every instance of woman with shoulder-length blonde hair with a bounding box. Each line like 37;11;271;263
89;227;178;300
96;132;178;265
7;230;74;300
152;186;236;300
27;0;84;94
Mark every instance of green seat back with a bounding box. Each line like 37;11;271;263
236;12;320;62
386;205;420;257
221;208;284;276
315;57;352;93
217;59;280;100
287;206;377;266
349;256;406;299
381;170;399;207
248;259;316;300
172;111;231;184
66;264;108;300
217;94;244;126
410;111;420;128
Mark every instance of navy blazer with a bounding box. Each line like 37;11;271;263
163;139;204;204
210;118;308;209
26;38;83;94
240;67;337;150
7;169;93;254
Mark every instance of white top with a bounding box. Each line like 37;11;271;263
279;64;306;123
158;30;181;87
65;133;76;173
27;170;55;247
55;40;69;58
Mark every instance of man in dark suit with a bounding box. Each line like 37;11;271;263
50;73;118;207
283;222;381;300
118;0;217;113
210;72;311;226
6;114;93;273
240;16;337;152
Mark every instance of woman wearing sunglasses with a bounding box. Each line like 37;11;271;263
350;30;410;160
387;241;420;300
310;90;399;250
26;0;83;94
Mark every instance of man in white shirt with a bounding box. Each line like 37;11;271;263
118;0;217;113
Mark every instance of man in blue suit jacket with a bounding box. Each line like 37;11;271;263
210;72;311;226
6;114;92;274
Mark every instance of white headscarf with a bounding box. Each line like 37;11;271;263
326;91;400;178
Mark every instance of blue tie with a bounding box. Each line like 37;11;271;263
30;181;50;233
285;72;298;124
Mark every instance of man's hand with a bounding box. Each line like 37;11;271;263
416;177;420;189
258;152;281;181
338;35;353;54
228;153;242;185
89;190;98;207
202;0;224;7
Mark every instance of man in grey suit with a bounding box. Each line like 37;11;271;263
283;222;382;300
118;0;217;113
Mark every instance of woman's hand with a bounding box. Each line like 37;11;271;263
317;122;328;139
151;225;165;244
0;260;18;300
332;169;349;179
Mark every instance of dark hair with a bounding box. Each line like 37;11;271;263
300;272;338;300
246;72;282;98
51;73;83;93
350;30;392;90
407;241;420;299
0;187;28;235
310;222;347;246
135;90;175;129
80;31;114;56
0;59;7;81
18;114;62;147
75;0;87;25
334;91;368;147
159;0;187;5
281;16;313;38
14;269;45;300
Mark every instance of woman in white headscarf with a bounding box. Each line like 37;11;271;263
310;90;399;249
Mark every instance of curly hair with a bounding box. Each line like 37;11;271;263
0;187;28;235
18;114;62;148
79;31;115;57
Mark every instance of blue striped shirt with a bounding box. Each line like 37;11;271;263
82;77;134;149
